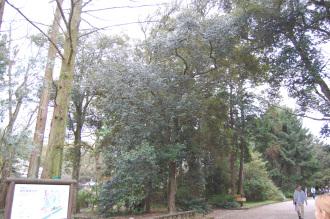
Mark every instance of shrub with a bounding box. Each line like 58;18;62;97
208;194;240;209
176;185;210;213
77;187;98;210
177;198;210;213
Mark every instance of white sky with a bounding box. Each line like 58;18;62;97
1;0;329;142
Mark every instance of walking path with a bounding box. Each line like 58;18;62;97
206;198;315;219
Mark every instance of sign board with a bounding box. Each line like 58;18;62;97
5;178;76;219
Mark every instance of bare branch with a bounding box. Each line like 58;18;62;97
78;20;160;38
82;0;93;8
23;106;38;131
82;3;168;13
5;0;65;60
56;0;69;29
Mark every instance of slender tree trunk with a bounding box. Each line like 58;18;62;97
27;0;63;178
228;82;237;195
237;141;244;196
41;0;83;179
229;151;236;195
167;161;176;213
0;157;11;208
144;180;152;213
71;118;82;214
0;0;5;31
72;131;82;180
237;87;245;196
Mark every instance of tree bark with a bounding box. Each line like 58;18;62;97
41;0;82;179
167;161;177;214
228;82;237;195
0;0;5;31
27;0;63;178
237;88;245;196
71;115;82;214
237;141;244;196
229;151;236;195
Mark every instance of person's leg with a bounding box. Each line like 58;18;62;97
300;204;305;219
296;204;302;219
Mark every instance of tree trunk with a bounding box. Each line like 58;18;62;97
41;0;82;179
0;158;11;208
144;180;152;213
237;87;245;196
237;141;244;196
167;161;176;213
0;0;5;31
71;118;82;214
228;82;237;195
229;151;236;195
27;0;63;178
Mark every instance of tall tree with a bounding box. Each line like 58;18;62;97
27;0;63;178
254;107;319;192
41;0;83;179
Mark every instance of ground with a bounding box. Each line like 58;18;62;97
75;198;316;219
205;198;315;219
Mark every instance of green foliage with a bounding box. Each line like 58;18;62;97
208;194;240;209
254;107;319;193
244;151;285;201
98;142;158;216
77;187;98;210
177;198;210;213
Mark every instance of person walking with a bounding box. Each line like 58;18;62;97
294;184;308;219
315;194;330;219
311;186;317;199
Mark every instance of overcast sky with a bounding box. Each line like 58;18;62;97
1;0;329;142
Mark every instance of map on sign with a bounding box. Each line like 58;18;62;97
10;184;70;219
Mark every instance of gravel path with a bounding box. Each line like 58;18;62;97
205;199;315;219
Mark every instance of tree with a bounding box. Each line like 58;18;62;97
239;0;330;127
244;150;284;201
27;0;63;178
0;30;42;208
254;107;319;193
41;0;83;179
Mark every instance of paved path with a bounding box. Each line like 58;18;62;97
206;199;315;219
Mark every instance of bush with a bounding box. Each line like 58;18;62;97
176;185;210;213
77;187;98;210
208;194;240;209
177;198;210;213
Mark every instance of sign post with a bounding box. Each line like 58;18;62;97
4;178;76;219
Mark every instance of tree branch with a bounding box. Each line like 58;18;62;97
271;104;330;121
82;3;168;13
175;48;188;75
56;0;69;30
78;20;160;38
5;0;65;60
